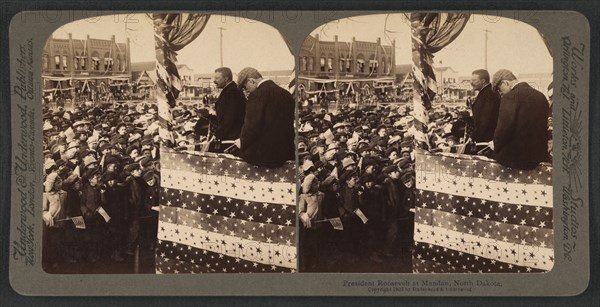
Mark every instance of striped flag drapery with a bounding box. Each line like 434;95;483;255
412;150;553;273
156;149;297;273
153;13;211;146
408;13;470;149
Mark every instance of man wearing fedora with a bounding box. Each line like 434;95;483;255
489;69;550;170
234;67;295;168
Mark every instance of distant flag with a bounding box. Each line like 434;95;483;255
328;217;344;230
354;208;368;224
96;206;111;223
71;216;86;229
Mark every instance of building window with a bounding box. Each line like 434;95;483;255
327;58;333;72
104;58;113;71
320;57;326;72
356;59;365;73
301;57;307;71
55;55;60;70
62;55;68;70
307;57;314;71
73;55;79;70
122;56;127;71
369;60;378;73
43;54;49;70
80;57;86;70
339;59;344;72
116;56;121;72
346;60;352;73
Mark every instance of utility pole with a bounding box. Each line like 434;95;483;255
218;27;226;67
484;29;491;70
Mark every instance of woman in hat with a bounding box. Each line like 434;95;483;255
42;172;67;271
298;174;324;271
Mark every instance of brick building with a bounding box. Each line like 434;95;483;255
298;34;396;101
42;33;131;103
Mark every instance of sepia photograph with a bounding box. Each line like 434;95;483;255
296;13;553;273
40;13;297;274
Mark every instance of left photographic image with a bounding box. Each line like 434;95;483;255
41;13;297;274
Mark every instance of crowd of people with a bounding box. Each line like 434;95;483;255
296;68;552;272
41;66;551;273
42;101;162;271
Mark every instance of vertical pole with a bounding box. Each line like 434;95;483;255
218;27;225;67
483;29;491;70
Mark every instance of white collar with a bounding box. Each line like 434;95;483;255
257;79;269;88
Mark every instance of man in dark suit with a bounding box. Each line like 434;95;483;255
470;69;500;142
212;67;246;141
234;67;295;168
490;69;550;170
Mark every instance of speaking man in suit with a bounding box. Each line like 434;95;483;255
233;67;295;168
470;69;501;143
212;67;246;141
489;69;550;170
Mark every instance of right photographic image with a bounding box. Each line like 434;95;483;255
296;13;554;273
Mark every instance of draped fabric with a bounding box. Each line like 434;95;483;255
537;30;553;57
153;13;211;146
538;30;553;95
408;13;470;150
277;29;296;95
412;150;553;273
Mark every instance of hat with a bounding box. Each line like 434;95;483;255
43;121;54;131
98;143;111;152
82;155;97;168
237;67;261;88
314;160;324;169
361;173;376;184
388;135;402;145
301;173;317;194
128;133;142;143
143;170;155;182
85;167;100;180
396;157;411;169
400;141;412;149
126;145;139;156
105;155;119;165
325;143;339;153
103;172;118;183
492;69;516;90
401;172;414;182
341;156;356;170
339;170;358;183
55;159;66;168
116;122;127;131
333;122;350;130
383;165;399;175
139;156;153;168
124;163;141;173
44;160;56;171
385;147;399;158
